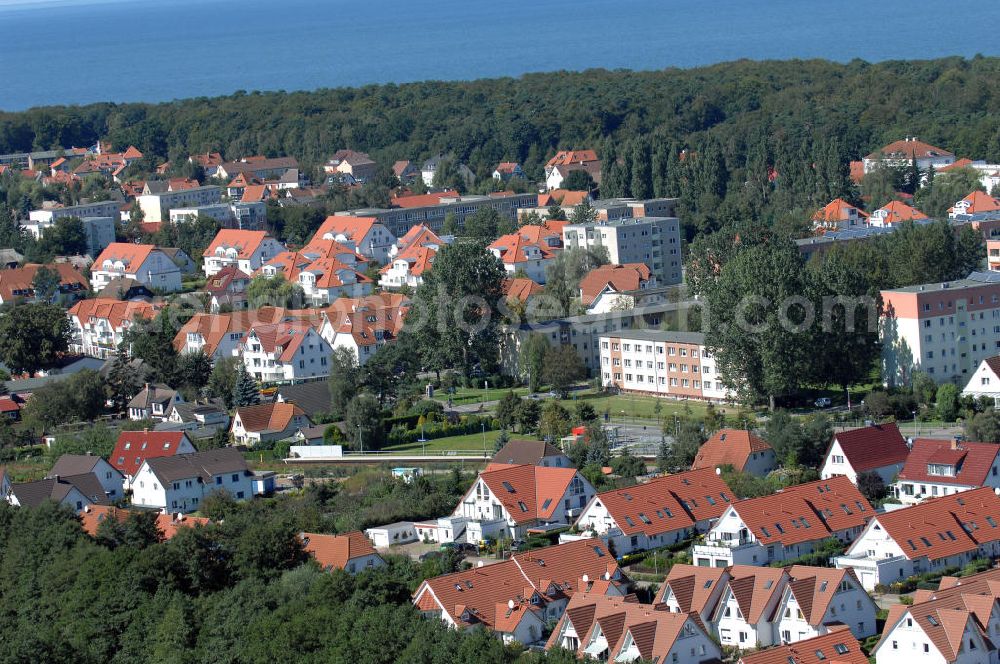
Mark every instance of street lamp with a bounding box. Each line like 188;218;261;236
418;423;427;456
912;411;917;439
357;424;363;455
482;422;487;458
484;380;489;407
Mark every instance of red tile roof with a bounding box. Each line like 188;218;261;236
721;565;788;623
730;476;872;545
494;162;520;174
109;431;192;477
390;191;459;208
313;216;380;243
301;531;381;570
0;263;88;302
871;487;1000;561
477;464;585;524
546;150;599;168
829;422;909;473
951;190;1000;215
578;263;653;306
692;429;773;472
79;505;210;539
94;243;157;271
898;439;1000;487
812;198;870;223
487;232;556;266
740;627;867;664
655;563;728;612
874;200;928;223
503;277;543;303
203;230;276;259
381;244;436;277
68;298;161;330
867;139;954;161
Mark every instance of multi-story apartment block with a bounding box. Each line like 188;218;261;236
599;330;731;402
67;298;163;359
137;185;222;224
562;216;682;285
202;229;285;277
340;192;538;238
239;321;332;383
881;271;1000;386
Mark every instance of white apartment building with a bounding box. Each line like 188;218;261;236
599;330;731;401
90;243;183;293
67;298;162;359
881;271;1000;386
131;449;254;514
239;322;332;383
137;185;222;224
168;201;267;230
202;230;285;277
562;216;682;285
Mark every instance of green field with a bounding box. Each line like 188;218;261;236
568;390;715;423
382;429;509;454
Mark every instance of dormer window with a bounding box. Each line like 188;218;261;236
927;463;955;477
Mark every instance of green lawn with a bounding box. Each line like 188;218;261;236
382;429;510;454
431;386;531;406
570;390;714;422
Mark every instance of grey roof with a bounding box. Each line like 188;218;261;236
145;448;249;483
169;400;227;423
600;328;706;344
296;425;328;441
128;384;179;410
97;277;154;300
47;454;103;477
144;180;169;194
11;473;110;507
493;440;568;466
275;381;332;417
0;249;24;264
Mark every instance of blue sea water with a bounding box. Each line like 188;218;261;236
1;0;1000;111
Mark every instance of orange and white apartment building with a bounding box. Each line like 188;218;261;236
881;271;1000;386
599;330;732;401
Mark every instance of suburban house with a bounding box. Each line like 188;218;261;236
274;381;333;421
202;229;286;277
492;162;525;181
317;294;409;365
132;448;254;513
487;231;557;283
311;216;396;263
216;156;299;182
300;531;385;574
47;454;124;502
90;243;183;293
67;298;162;360
379;244;436;289
949;190;1000;219
204;265;251;312
109;430;197;489
546;592;722;663
79;505;212;539
962;355;1000;405
7;473;111;512
895;438;1000;504
452;464;597;540
835;487;1000;590
740;628;869;664
413;539;627;645
127;384;184;421
544;150;602;190
492;439;571;468
231;402;311;446
659;563;876;649
872;567;1000;664
420;155;475;188
869;200;929;227
692;429;778;476
820;422;910;485
578;263;656;310
812;198;870;230
392;160;419;184
323;150;377;183
503;277;543;307
0;263;88;305
693;477;873;567
239;321;333;383
387;223;447;260
862;138;956;174
572;468;735;555
173;310;262;360
256;249;372;304
164;400;230;433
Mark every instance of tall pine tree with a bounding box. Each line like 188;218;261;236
233;362;260;408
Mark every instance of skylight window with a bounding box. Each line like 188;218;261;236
625;516;636;527
761;526;771;537
721;492;730;502
920;537;932;547
840;504;852;515
502;481;515;493
706;496;716;506
764;579;773;589
820;581;828;592
704;580;713;589
541;498;552;511
927;616;939;626
775;523;785;534
833;644;849;655
517;501;528;512
815;650;826;661
639;513;652;525
623;492;633;501
855;501;866;512
594;547;605;557
664;508;673;517
801;517;810;528
907;539;917;551
988;517;998;528
946;530;957;541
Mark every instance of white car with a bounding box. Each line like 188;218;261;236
814;397;832;408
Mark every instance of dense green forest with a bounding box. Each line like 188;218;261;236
3;57;1000;238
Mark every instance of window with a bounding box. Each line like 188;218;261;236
231;473;239;482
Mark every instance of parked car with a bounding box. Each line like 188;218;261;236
814;397;832;408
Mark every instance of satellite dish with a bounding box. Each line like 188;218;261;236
477;560;485;567
604;572;611;581
582;574;590;583
715;467;722;476
508;599;515;610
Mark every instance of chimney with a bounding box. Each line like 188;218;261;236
952;438;961;450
